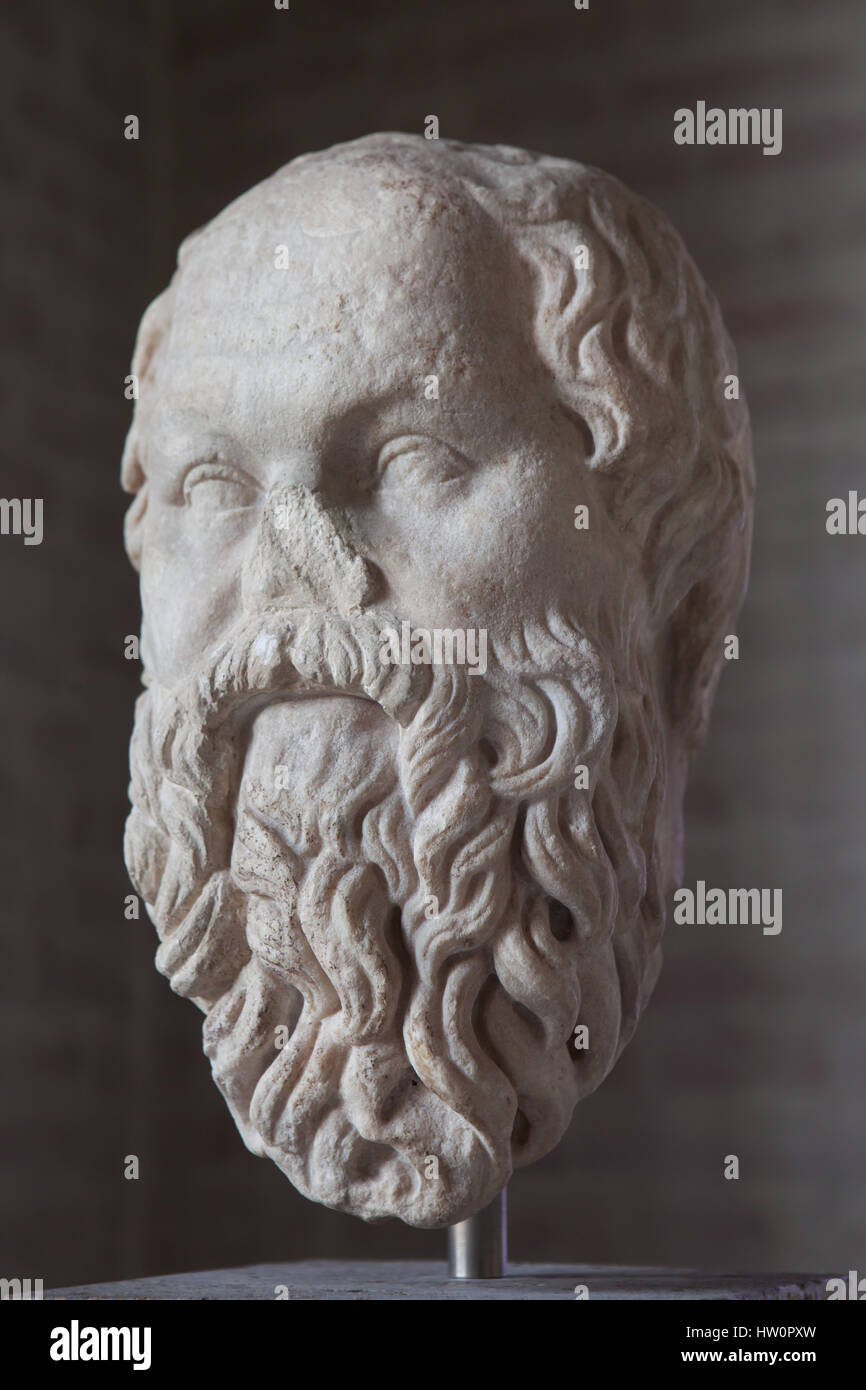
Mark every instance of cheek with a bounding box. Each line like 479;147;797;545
364;471;571;627
139;509;248;684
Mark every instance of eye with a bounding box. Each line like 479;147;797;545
182;462;259;512
376;435;469;490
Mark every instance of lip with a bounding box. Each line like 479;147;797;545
276;687;375;704
239;687;378;728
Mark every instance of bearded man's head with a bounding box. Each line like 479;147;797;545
120;133;754;1227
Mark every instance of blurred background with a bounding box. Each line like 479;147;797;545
2;0;864;1289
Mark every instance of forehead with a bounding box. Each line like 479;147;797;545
152;163;522;442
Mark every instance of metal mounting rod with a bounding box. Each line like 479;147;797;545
448;1188;507;1279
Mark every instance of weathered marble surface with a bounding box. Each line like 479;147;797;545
122;132;754;1227
49;1262;824;1301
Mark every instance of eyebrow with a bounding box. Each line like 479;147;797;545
146;417;248;472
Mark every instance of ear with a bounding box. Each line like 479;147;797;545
120;285;175;492
123;484;148;573
130;283;176;385
120;284;176;571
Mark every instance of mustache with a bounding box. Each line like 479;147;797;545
182;606;458;722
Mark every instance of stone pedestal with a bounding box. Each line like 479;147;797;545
48;1261;828;1301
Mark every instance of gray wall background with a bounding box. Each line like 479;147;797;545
1;0;864;1288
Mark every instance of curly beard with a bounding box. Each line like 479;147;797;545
124;603;667;1227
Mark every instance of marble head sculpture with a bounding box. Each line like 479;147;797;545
121;133;754;1226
